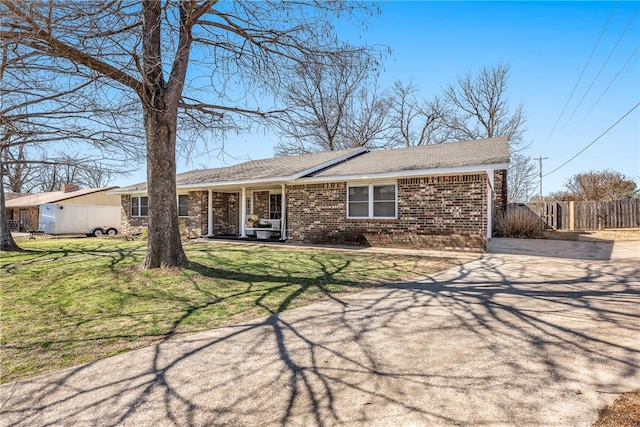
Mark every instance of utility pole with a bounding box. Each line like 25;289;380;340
534;156;548;202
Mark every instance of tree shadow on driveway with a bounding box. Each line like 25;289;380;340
488;237;616;260
1;255;639;426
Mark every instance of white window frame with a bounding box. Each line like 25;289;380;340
177;194;189;217
347;182;397;219
131;196;149;217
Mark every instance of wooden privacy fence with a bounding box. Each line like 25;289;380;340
515;199;640;230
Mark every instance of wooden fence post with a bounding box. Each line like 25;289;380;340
569;201;575;231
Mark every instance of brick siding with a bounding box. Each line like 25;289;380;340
212;191;239;235
185;191;207;237
253;191;270;219
120;195;148;235
493;169;507;212
6;207;46;231
286;174;488;251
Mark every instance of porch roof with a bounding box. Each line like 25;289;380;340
110;147;366;194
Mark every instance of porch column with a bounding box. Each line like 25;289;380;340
486;170;494;240
240;187;247;238
207;189;213;237
280;183;287;240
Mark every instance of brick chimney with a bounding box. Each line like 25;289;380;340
62;184;80;192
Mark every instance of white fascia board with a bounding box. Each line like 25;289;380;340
177;176;291;190
290;147;369;179
295;163;510;184
107;188;147;195
108;189;148;196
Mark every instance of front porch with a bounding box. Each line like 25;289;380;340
190;183;288;241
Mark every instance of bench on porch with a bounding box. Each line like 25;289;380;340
245;219;281;239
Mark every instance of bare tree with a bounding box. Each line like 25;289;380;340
2;144;35;193
441;64;535;206
564;170;637;201
444;64;526;143
0;23;143;252
2;1;375;267
507;152;537;203
388;80;453;147
14;157;125;193
274;48;389;156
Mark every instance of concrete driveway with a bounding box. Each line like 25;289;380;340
1;240;639;426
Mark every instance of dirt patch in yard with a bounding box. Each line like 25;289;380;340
593;389;640;427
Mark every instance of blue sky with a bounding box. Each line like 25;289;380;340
116;1;639;196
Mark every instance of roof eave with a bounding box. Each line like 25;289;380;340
295;162;510;184
290;147;369;179
108;149;368;195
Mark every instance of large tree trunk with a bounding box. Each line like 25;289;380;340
0;162;22;251
140;108;186;269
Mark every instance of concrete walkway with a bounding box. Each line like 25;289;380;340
1;241;639;426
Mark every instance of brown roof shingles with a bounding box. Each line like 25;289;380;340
112;148;366;193
110;138;510;194
311;138;510;178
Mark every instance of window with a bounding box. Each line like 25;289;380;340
131;196;148;217
269;194;282;219
347;184;396;219
348;186;369;217
178;195;188;217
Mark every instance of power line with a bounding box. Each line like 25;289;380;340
545;2;618;142
576;44;640;127
559;6;639;133
543;102;640;177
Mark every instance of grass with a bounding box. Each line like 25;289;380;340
0;238;463;384
594;389;640;427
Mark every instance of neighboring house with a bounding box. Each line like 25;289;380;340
110;138;509;251
5;185;121;232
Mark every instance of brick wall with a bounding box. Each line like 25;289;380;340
286;174;488;251
5;207;38;230
212;191;239;235
27;208;39;230
120;195;148;235
120;193;208;238
493;169;508;212
200;192;209;236
186;191;207;237
253;191;270;219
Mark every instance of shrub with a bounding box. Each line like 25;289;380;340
493;206;544;238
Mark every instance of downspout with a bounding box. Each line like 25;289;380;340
240;187;247;238
280;183;287;240
486;170;494;240
207;189;213;237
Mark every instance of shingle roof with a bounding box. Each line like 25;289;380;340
111;147;366;193
311;138;510;178
110;138;509;194
5;187;117;208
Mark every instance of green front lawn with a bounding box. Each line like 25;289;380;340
1;238;464;383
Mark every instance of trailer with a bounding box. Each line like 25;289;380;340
39;203;121;237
